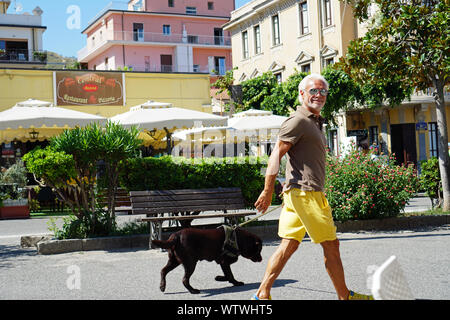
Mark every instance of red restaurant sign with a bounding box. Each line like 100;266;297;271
55;71;124;106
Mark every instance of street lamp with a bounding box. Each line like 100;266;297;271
29;129;39;140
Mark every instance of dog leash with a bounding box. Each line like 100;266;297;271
238;205;282;228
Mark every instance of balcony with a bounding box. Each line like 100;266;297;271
78;31;231;62
114;30;231;46
0;49;47;64
113;63;233;75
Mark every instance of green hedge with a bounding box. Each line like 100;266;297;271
118;156;267;208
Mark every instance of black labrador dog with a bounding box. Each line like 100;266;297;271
152;226;263;294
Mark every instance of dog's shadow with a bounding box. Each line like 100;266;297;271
199;279;298;297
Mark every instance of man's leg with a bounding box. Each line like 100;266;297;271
255;238;299;299
320;239;350;300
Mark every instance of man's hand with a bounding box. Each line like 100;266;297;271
254;189;274;214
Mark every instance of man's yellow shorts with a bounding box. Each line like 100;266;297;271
278;189;337;244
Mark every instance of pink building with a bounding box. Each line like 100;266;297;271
77;0;234;76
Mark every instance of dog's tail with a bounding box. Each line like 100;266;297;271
151;235;177;250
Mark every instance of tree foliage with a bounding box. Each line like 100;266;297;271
24;121;142;234
339;0;450;210
241;72;279;112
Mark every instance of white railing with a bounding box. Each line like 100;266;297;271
112;31;231;46
79;30;231;61
112;63;232;75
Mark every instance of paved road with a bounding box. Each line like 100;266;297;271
2;194;448;301
1;225;449;300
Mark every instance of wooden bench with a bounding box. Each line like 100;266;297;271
129;187;256;249
97;187;132;214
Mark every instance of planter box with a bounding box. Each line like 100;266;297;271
0;199;30;219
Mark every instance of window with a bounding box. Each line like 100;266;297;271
272;14;280;46
369;126;379;146
274;72;282;84
168;0;174;7
133;23;144;41
323;0;332;27
214;28;224;45
242;31;249;59
428;122;438;157
163;25;171;35
208;2;214;10
254;25;261;54
328;129;338;156
214;57;226;75
187;35;198;43
186;6;197;14
193;64;200;72
160;54;172;72
105;57;109;70
299;1;309;35
324;57;334;67
301;63;311;73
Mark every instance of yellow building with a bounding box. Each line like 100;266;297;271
0;68;212;116
346;91;450;167
0;67;213;166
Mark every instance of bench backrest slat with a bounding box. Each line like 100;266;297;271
132;203;246;215
129;187;241;197
129;187;247;214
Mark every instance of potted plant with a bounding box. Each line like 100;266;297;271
0;161;30;219
32;51;47;63
0;184;29;219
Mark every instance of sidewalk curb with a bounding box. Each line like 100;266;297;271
25;215;449;255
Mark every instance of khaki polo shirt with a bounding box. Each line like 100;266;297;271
278;106;326;193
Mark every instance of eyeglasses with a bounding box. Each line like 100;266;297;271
308;88;328;96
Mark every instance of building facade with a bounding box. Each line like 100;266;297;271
77;0;234;75
223;0;450;165
223;0;363;154
223;0;361;83
0;0;47;68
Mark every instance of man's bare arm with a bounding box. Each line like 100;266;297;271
254;139;292;213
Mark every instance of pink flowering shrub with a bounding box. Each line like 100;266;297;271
324;147;419;222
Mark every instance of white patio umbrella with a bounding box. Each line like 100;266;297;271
172;109;288;157
228;109;288;131
109;100;227;150
173;109;287;143
0;99;106;143
109;100;227;130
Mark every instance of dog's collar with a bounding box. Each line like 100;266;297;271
219;225;239;259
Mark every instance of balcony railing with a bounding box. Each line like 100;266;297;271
109;63;232;75
112;30;231;46
0;49;47;64
79;30;231;61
